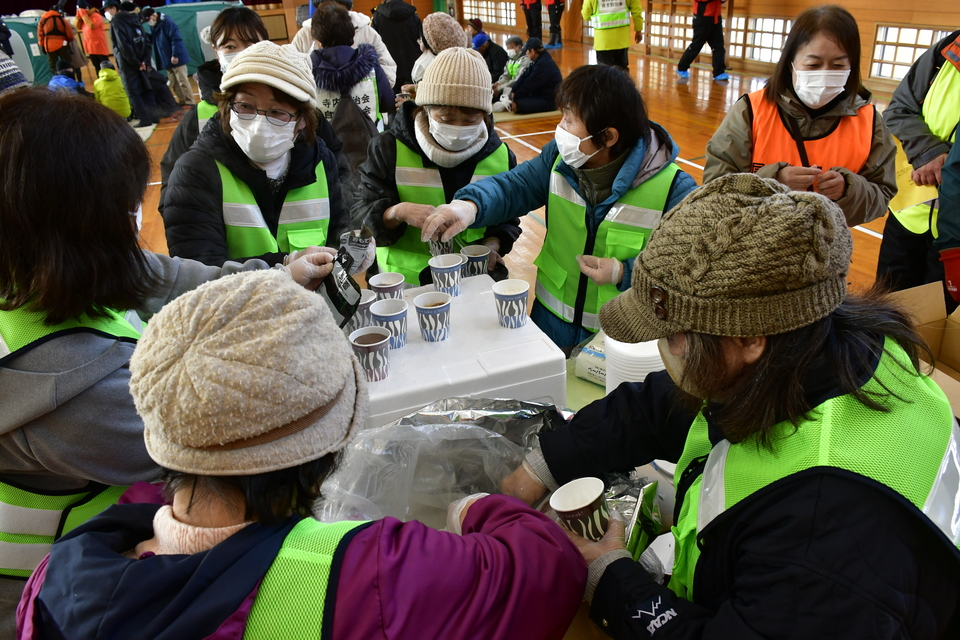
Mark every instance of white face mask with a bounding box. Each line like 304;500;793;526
229;112;297;163
507;47;520;58
428;116;485;152
792;64;850;110
218;51;239;73
555;125;602;169
104;10;114;22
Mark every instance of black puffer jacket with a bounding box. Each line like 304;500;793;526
539;357;960;639
371;0;421;91
162;114;349;267
159;60;352;216
110;10;150;91
358;101;522;272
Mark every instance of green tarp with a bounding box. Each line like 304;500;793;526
6;18;52;85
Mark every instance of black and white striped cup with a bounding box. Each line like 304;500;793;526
368;272;405;300
345;289;377;334
414;292;452;342
460;245;491;278
428;254;465;297
370;298;408;349
549;477;609;542
492;279;529;329
348;326;391;382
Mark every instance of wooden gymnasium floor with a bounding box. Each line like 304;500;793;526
130;33;890;294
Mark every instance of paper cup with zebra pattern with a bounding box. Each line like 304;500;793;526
348;326;391;382
429;238;455;257
460;245;491;278
492;279;529;329
428;254;465;297
370;298;408;349
369;272;405;300
345;289;377;334
550;477;609;541
414;292;452;342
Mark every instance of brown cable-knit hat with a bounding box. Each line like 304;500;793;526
129;270;368;475
599;173;852;342
422;12;468;53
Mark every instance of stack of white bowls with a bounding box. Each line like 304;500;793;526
604;336;665;394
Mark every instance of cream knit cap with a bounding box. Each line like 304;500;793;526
417;47;492;114
129;270;368;476
220;41;318;107
599;173;852;342
422;12;468;53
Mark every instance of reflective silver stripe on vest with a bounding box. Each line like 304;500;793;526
0;501;63;536
535;279;600;330
470;173;494;183
0;334;9;359
396;167;444;189
278;198;331;224
198;118;210;133
604;202;664;229
0;540;53;573
697;439;731;531
923;417;960;545
222;202;269;228
550;171;586;206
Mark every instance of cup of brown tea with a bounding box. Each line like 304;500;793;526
348;326;391;382
413;292;452;342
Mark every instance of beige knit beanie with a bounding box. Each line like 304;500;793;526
422;12;469;53
129;270;368;476
220;41;318;107
599;173;852;342
417;47;492;114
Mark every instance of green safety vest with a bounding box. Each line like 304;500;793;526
507;58;522;79
376;140;510;284
317;70;381;122
534;158;679;331
591;0;631;30
243;518;368;639
668;339;960;602
218;159;331;261
0;305;140;578
893;58;960;235
197;100;217;135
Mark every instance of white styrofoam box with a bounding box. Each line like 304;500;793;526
364;275;567;429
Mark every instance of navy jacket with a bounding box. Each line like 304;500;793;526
149;14;190;70
511;50;562;106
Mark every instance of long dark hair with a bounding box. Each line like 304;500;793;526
764;5;862;103
163;452;341;526
677;287;933;448
555;64;654;159
0;89;160;324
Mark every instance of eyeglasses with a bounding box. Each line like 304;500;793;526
229;101;298;126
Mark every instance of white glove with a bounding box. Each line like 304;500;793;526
421;199;478;243
445;492;490;535
576;255;623;286
286;249;337;290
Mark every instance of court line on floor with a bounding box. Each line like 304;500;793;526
853;225;883;240
497;127;544;154
498;129;556;139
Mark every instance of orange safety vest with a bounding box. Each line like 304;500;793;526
746;89;874;174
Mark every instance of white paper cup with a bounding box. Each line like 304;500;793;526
428;254;465;297
345;289;377;334
348;326;391;381
549;477;609;541
492;279;529;328
368;272;405;300
414;292;452;342
370;298;408;349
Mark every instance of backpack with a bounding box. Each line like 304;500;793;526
330;90;377;175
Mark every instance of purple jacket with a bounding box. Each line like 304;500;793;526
18;496;586;640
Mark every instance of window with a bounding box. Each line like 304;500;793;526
742;17;792;63
462;0;516;27
871;25;951;80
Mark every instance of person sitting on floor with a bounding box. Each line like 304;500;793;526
94;60;132;119
48;59;93;98
502;38;561;115
472;32;507;85
492;35;529;111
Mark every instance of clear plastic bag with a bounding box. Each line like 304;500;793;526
316;398;565;530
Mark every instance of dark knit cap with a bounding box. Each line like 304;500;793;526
140;7;154;20
599;174;852;342
467;18;482;31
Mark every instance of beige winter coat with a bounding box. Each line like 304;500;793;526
704;89;897;226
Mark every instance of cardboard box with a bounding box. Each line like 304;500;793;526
889;282;960;414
